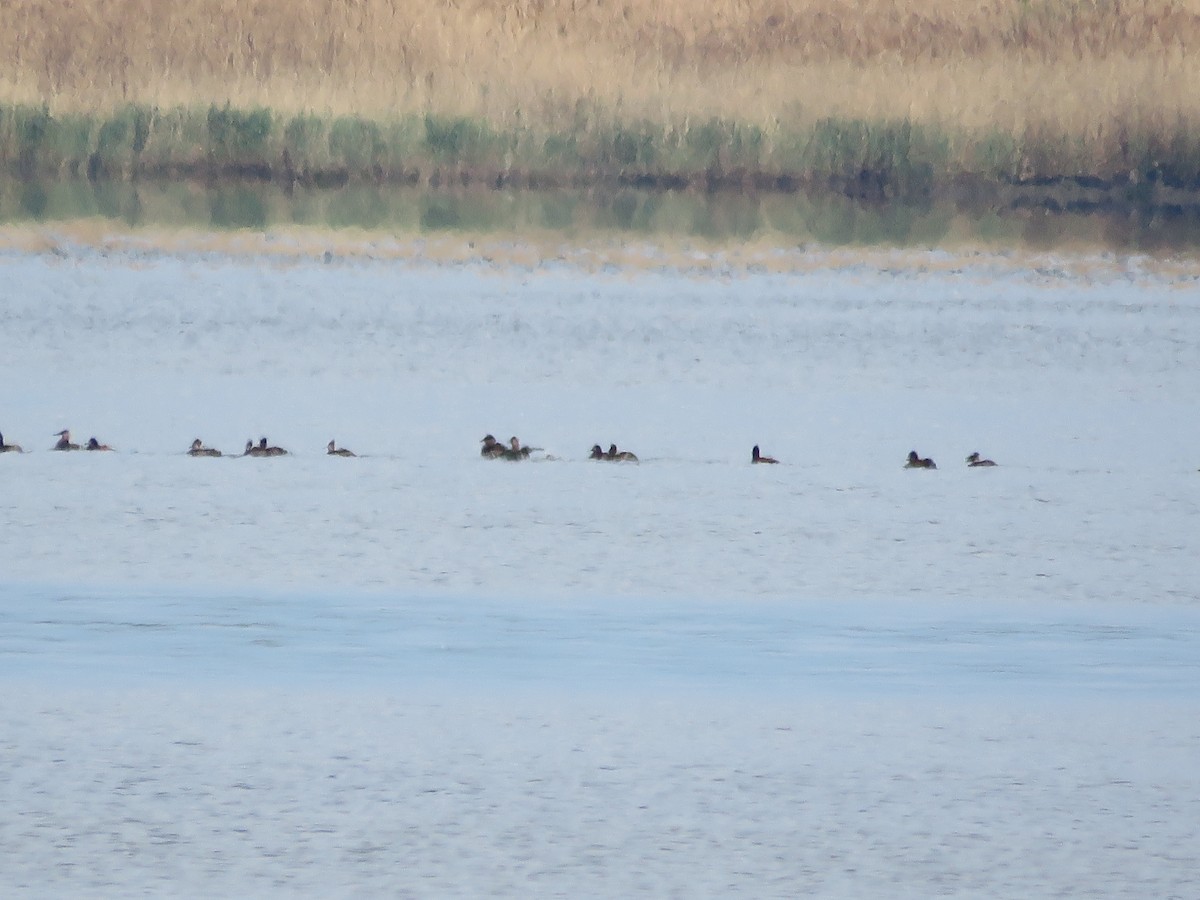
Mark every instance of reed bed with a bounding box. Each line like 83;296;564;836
3;0;1200;194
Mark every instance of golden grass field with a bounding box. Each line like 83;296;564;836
2;0;1200;188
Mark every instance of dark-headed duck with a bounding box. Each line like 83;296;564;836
188;439;222;457
327;440;356;457
0;431;22;453
966;452;997;467
480;434;506;459
905;450;937;469
86;437;114;451
53;430;81;451
244;438;286;457
752;445;778;464
257;437;288;456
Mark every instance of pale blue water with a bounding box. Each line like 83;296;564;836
4;583;1198;699
2;245;1199;897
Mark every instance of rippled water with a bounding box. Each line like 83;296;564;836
1;242;1198;896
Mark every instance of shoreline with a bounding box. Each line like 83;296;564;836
5;221;1200;282
4;103;1199;216
19;164;1200;214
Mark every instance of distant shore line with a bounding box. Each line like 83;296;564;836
4;104;1200;215
7;227;1200;283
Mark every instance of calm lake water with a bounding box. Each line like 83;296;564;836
2;236;1198;897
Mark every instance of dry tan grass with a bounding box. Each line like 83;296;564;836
3;0;1200;148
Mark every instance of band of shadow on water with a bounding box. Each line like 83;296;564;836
3;584;1197;698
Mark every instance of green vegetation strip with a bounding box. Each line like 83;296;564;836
3;104;1200;202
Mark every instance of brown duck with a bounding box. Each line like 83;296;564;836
752;445;778;464
905;450;936;469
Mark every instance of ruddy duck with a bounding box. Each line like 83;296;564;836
327;440;356;457
188;439;222;457
86;437;114;451
53;430;81;451
752;445;778;464
480;434;506;459
0;431;22;453
905;450;937;469
966;452;997;467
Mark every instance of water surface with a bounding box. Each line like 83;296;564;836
7;176;1200;253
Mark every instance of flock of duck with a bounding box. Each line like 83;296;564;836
904;449;997;469
903;450;997;469
0;430;357;458
0;429;997;469
478;436;994;469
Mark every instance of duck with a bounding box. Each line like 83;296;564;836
188;438;222;457
752;445;778;464
243;438;287;457
502;436;532;460
966;451;997;467
607;443;638;462
86;437;114;451
480;434;506;459
0;431;22;453
327;440;356;457
257;437;288;457
501;436;540;461
590;443;638;461
905;450;937;469
53;430;81;451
